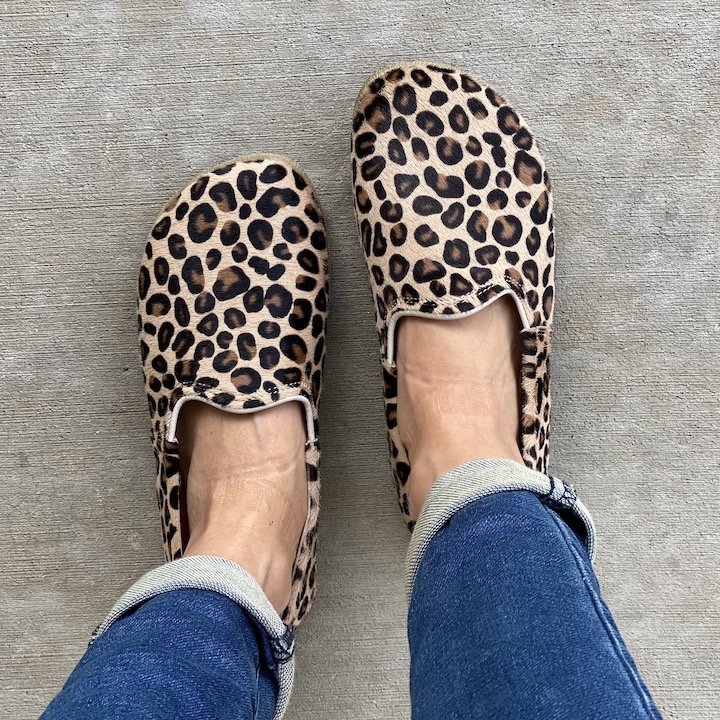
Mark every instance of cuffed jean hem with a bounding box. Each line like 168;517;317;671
405;458;597;601
90;555;294;720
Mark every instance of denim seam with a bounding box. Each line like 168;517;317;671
548;510;661;719
90;556;294;720
405;458;597;603
253;663;260;720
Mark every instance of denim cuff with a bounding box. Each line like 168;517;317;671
91;556;294;720
406;458;597;602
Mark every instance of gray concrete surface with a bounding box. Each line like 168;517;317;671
1;1;719;718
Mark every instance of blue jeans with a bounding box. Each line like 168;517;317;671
42;460;662;719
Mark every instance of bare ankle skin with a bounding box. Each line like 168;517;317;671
179;401;307;614
396;296;524;517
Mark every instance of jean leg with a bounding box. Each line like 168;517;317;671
42;556;294;720
407;462;662;720
43;588;278;720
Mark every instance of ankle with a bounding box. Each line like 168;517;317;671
178;402;308;615
404;429;523;516
185;528;296;611
395;298;524;517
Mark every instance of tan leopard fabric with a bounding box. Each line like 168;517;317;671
138;155;329;625
352;62;555;527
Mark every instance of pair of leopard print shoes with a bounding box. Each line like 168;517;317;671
138;62;556;626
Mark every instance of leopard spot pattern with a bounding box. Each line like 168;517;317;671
352;64;555;525
140;156;329;626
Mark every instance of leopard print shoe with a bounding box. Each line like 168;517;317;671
352;62;555;526
138;154;329;625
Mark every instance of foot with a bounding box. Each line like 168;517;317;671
396;296;523;518
179;401;308;615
